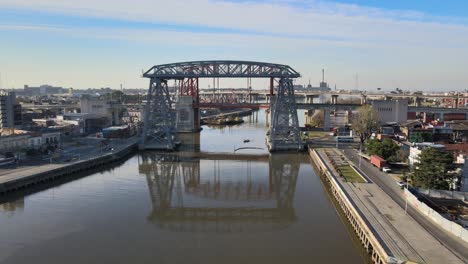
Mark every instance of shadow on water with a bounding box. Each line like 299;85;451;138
0;154;133;206
138;152;300;233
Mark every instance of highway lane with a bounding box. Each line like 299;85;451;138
342;148;468;262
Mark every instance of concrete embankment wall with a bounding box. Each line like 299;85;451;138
417;188;468;202
0;144;137;194
309;149;390;264
405;189;468;243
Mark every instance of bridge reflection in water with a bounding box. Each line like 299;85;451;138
138;153;299;233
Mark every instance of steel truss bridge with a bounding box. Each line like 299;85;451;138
138;153;299;233
141;60;303;151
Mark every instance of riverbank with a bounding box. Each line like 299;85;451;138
309;148;464;264
0;139;138;194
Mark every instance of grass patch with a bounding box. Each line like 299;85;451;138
302;131;330;140
337;165;366;183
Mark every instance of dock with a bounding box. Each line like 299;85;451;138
0;140;138;194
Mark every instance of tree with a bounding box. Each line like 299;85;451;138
351;105;380;143
365;138;399;161
306;110;324;128
411;147;455;190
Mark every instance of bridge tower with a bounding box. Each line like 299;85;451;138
140;78;176;150
268;78;303;151
175;78;201;132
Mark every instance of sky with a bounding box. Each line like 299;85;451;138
0;0;468;91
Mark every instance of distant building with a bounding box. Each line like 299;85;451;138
0;128;61;153
80;95;123;127
23;85;68;96
123;106;145;124
0;133;30;153
371;99;408;124
304;69;332;92
0;91;21;128
58;113;108;135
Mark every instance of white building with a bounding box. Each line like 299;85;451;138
80;95;123;126
28;136;42;149
371;99;408;124
409;143;445;165
0;129;61;153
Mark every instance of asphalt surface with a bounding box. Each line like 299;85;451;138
342;148;468;263
0;140;128;177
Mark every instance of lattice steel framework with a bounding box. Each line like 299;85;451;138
143;60;300;79
141;78;176;149
269;78;303;150
142;60;302;151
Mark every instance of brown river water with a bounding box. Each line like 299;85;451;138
0;110;367;264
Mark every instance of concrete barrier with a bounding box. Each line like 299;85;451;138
417;188;468;202
405;189;468;243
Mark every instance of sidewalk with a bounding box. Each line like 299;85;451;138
318;149;463;264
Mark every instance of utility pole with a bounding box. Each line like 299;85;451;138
404;172;409;214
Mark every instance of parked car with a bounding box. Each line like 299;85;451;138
396;181;405;188
382;167;391;173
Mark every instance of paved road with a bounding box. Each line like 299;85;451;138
0;138;137;179
319;150;462;263
342;148;468;262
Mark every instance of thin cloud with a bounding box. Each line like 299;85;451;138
1;0;468;49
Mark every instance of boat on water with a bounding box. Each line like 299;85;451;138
204;116;244;126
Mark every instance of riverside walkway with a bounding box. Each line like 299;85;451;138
314;148;464;264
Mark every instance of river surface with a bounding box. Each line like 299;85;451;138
0;110;366;264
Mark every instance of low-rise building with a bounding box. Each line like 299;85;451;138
58;113;108;135
80;95;123;126
0;129;30;153
0;128;62;153
122;106;145;124
409;143;445;165
447;121;468;142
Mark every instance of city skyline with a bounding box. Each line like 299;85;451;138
1;0;468;91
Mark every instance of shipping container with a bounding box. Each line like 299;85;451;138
370;155;388;169
102;125;131;138
407;112;417;120
443;113;466;121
